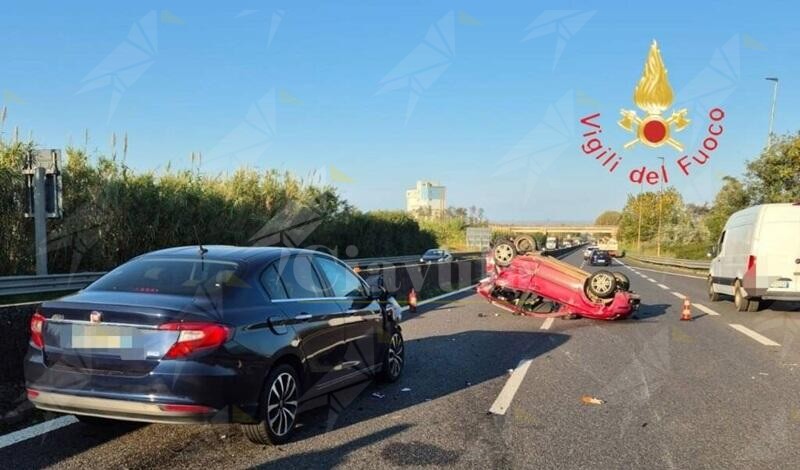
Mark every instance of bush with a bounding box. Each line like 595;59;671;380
0;145;438;274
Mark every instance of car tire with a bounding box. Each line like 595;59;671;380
493;240;517;267
378;327;404;383
514;235;537;254
707;277;721;302
586;271;618;299
733;280;751;312
242;364;300;446
747;298;761;312
612;272;630;291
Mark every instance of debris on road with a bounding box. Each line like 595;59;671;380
581;395;605;405
372;392;385;399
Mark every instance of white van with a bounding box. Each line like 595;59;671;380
708;203;800;311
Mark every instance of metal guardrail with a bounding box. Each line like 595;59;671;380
627;254;710;270
0;252;483;297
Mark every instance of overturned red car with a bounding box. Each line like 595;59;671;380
477;241;640;321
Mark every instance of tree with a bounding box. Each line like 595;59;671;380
704;176;749;242
745;132;800;203
617;187;685;245
594;210;621;226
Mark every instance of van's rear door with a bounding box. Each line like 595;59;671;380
758;205;800;295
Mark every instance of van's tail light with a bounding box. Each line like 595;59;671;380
158;322;231;359
747;255;757;272
30;311;45;349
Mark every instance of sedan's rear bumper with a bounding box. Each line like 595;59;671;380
28;389;218;424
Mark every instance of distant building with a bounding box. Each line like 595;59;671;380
406;181;446;216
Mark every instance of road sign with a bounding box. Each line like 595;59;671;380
23;149;62;219
466;227;492;249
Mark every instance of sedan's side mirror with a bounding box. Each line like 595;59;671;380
368;284;386;300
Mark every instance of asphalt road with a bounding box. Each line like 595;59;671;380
3;250;800;469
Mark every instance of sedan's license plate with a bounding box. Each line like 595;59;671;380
71;325;134;349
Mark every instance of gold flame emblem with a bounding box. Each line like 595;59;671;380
618;40;689;151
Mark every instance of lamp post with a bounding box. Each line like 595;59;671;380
765;77;779;148
656;157;664;257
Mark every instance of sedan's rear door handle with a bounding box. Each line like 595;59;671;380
295;313;312;321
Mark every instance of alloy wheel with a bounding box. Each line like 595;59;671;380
266;372;298;437
387;333;404;378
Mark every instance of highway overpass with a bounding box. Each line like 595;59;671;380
489;224;618;236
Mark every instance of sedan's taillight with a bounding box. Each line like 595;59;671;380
158;322;231;359
30;311;45;349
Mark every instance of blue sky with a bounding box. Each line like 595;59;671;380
1;1;797;221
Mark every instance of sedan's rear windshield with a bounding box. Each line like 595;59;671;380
425;250;443;256
88;258;246;296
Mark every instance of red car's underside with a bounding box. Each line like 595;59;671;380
477;254;640;321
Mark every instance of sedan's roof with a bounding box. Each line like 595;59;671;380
141;245;318;264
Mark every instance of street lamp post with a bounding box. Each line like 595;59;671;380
656;157;664;257
765;77;779;148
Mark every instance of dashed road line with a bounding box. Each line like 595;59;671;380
647;278;657;283
540;318;554;330
729;324;780;347
0;415;77;449
625;265;706;280
671;291;686;299
489;358;533;415
694;304;720;316
657;283;670;290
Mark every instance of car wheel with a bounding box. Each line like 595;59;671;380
707;277;721;302
493;240;517;267
379;327;404;382
733;280;750;312
747;298;761;312
242;364;300;445
514;235;536;254
613;272;630;291
586;271;617;299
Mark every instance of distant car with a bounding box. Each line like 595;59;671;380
420;249;453;263
25;246;404;445
479;245;639;321
583;247;596;260
590;250;612;266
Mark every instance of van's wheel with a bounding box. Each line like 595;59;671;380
514;235;537;254
707;277;721;302
493;240;517;267
612;272;630;291
378;327;404;383
586;271;617;299
733;280;756;312
242;364;299;445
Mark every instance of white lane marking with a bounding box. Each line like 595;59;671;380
694;304;720;316
657;283;670;290
0;415;78;449
540;318;554;330
671;292;686;299
647;278;657;283
729;324;781;347
489;359;533;415
627;265;706;280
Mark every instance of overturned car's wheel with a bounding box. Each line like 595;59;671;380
514;235;537;254
586;270;618;299
493;240;517;267
612;272;630;291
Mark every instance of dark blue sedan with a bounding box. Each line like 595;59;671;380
25;246;404;445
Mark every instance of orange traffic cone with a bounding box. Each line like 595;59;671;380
680;297;692;321
408;288;418;313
